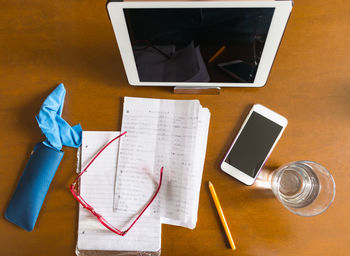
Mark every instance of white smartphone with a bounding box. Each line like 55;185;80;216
220;104;288;185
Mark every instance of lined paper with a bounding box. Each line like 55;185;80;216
115;97;210;229
162;106;211;228
77;97;211;254
77;131;161;252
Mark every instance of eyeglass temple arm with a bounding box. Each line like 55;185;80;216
70;131;128;204
122;166;164;235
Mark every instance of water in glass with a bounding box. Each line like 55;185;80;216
272;162;320;208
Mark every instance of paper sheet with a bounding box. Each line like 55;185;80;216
77;131;161;252
162;107;211;228
114;97;210;229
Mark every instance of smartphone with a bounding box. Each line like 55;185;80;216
220;104;288;185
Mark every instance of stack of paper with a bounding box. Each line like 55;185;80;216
77;97;210;254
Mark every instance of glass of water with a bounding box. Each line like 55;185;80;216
270;160;335;217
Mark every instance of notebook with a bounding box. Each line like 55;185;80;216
76;97;210;254
77;131;161;253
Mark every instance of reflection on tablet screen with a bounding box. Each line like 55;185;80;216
124;8;275;83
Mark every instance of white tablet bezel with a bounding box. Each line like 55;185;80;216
220;104;288;185
107;1;292;87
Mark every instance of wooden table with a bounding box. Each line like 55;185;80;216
1;1;350;255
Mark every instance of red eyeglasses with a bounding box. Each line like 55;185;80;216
70;131;164;236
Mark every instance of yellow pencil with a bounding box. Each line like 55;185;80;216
208;181;236;250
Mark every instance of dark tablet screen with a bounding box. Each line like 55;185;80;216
123;8;274;83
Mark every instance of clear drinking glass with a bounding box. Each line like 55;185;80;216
270;160;336;217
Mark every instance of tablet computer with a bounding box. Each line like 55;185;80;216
107;1;292;87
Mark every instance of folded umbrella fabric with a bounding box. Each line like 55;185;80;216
5;83;82;231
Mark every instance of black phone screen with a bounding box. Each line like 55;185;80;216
225;111;283;177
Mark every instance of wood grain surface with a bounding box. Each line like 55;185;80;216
1;0;350;255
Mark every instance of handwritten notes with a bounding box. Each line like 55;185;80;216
115;97;210;229
77;131;161;253
76;97;210;254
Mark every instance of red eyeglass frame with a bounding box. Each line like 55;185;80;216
70;131;164;236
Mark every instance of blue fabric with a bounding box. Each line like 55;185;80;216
5;84;82;231
5;143;64;231
35;83;82;150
